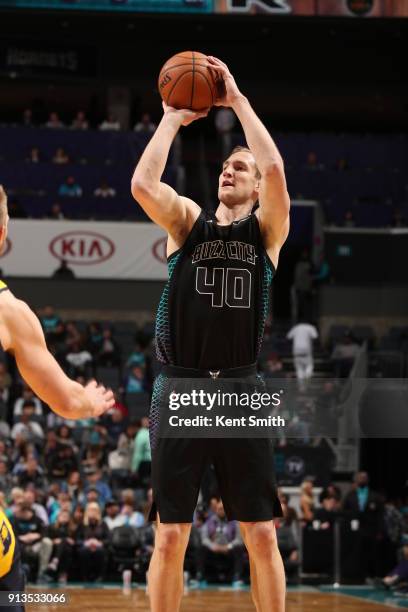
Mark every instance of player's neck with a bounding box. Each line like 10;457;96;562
215;201;254;226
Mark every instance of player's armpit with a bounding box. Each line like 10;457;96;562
131;180;201;243
2;296;86;417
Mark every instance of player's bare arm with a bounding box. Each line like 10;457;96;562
209;56;290;267
0;290;114;419
131;104;207;249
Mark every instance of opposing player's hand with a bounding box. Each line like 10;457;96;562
162;101;209;126
84;379;115;417
207;56;244;107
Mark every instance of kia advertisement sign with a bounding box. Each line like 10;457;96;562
49;231;115;265
2;220;167;279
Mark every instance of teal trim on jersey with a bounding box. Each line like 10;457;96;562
149;372;168;451
155;253;181;364
257;254;274;357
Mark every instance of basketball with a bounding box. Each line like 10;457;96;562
158;51;218;111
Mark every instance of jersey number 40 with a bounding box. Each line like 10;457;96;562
195;267;251;309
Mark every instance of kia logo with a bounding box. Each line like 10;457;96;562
0;238;12;258
152;237;167;264
49;231;115;265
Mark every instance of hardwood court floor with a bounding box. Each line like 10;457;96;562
25;587;405;611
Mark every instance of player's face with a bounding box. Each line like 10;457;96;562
218;152;260;206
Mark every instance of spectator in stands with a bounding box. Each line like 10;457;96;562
126;341;146;369
84;467;112;506
343;210;355;227
52;259;75;280
45;509;76;584
52;147;70;164
14;387;43;419
305;151;323;171
64;321;81;350
134;112;157;135
65;342;92;378
26;147;42;163
22;108;33;127
198;500;244;586
47;202;65;220
293;249;313;321
49;444;78;480
86;322;103;357
0;459;13;495
382;496;405;574
11;401;44;442
119;501;145;528
0;361;12;394
71;111;89;130
56;424;77;449
299;478;315;523
277;490;298;526
13;501;53;582
331;331;360;377
103;499;123;531
78;502;110;581
263;352;284;378
287;321;318;390
380;537;408;591
313;493;338;528
45;112;64;129
8;198;27;218
40;305;62;338
131;417;151;485
58;176;83;198
99;114;121;131
108;437;131;491
17;455;46;489
23;489;49;527
274;501;300;584
124;365;146;395
214;108;236;160
62;470;86;507
103;409;126;449
48;492;73;525
94;179;117;198
313;254;330;285
97;327;121;367
343;471;384;581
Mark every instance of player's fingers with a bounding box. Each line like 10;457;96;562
86;379;98;389
208;56;229;70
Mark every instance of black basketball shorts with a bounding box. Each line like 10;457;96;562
148;370;283;524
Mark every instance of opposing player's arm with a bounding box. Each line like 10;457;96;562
0;292;114;419
131;105;204;243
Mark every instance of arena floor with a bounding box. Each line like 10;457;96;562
25;585;408;611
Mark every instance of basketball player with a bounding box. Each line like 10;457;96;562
0;185;114;605
131;56;289;612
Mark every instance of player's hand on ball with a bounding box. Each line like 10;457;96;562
207;56;243;107
162;101;209;126
84;379;115;417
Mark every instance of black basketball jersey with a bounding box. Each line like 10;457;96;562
155;210;275;370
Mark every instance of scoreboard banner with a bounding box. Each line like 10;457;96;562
1;0;408;17
0;219;168;280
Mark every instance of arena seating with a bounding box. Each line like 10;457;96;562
1;126;407;225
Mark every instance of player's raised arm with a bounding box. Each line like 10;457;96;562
0;291;114;419
131;104;205;242
208;56;290;265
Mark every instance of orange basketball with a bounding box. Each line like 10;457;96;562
158;51;218;111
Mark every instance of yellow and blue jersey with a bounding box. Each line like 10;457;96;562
0;508;15;578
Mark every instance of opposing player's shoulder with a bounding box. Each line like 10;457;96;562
0;291;38;351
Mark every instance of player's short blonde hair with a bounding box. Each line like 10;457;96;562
0;185;8;226
229;146;261;180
